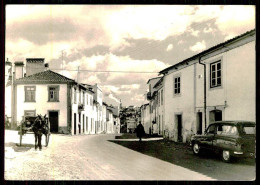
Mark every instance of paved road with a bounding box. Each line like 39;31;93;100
5;130;214;180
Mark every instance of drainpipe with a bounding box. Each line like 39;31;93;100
198;56;207;130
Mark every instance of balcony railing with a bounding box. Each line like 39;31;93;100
147;92;152;100
78;103;84;112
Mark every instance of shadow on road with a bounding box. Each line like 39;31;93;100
5;142;34;152
109;140;255;181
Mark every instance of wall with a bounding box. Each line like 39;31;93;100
16;84;68;133
164;64;196;142
204;40;255;122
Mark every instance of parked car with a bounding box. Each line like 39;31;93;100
190;121;255;162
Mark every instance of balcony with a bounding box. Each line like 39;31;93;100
147;92;152;100
78;103;85;112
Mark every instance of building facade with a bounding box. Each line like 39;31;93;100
159;29;255;143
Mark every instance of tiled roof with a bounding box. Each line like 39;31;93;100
159;29;255;74
15;70;75;83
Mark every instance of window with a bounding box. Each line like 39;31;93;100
210;61;222;88
25;86;36;102
86;116;88;132
174;77;180;94
74;88;77;104
217;125;238;136
79;90;81;103
242;126;255;135
24;110;36;117
83;92;85;105
86;94;88;105
206;124;216;134
48;86;59;102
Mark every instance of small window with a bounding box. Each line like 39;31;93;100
161;89;163;105
210;61;222;88
206;124;215;134
48;86;59;102
79;90;81;103
83;92;85;105
24;110;36;117
25;86;36;102
74;88;77;104
242;126;255;135
174;77;180;95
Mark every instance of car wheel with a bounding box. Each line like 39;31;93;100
192;143;201;155
222;150;231;162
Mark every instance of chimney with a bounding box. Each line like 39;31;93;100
14;61;24;80
26;58;45;76
5;58;12;86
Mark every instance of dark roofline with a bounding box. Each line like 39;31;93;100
147;76;162;84
14;61;24;66
15;70;76;84
26;58;45;61
5;61;12;66
159;29;255;74
153;77;163;88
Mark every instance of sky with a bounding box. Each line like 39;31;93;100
5;5;255;107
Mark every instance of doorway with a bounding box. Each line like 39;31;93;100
49;111;59;133
196;112;203;134
83;115;85;133
79;113;81;134
74;113;76;135
176;114;182;142
209;110;222;124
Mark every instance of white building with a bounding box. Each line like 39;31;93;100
140;103;150;134
11;58;98;135
159;29;255;142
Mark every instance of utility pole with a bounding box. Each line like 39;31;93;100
61;49;65;75
77;66;79;83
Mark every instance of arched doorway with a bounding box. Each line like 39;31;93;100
209;109;222;124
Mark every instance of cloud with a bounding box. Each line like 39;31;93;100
189;40;206;52
177;40;184;45
166;44;173;51
203;27;213;33
190;29;200;37
215;6;255;40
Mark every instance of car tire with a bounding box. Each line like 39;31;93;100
222;150;231;163
192;143;201;155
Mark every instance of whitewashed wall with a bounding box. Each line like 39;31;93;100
16;84;67;128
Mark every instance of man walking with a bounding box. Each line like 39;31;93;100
136;121;145;142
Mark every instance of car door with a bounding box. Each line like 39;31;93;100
200;124;216;151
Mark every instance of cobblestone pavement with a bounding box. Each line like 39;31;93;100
5;130;215;180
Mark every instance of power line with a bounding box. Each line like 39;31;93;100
51;68;159;73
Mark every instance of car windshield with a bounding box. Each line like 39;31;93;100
241;126;255;135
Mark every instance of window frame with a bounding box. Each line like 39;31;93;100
48;85;60;102
74;88;77;104
210;60;222;88
24;86;36;102
173;75;181;96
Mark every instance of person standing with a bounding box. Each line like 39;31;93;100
136;121;145;142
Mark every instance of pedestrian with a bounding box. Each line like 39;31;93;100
136;121;145;142
78;122;81;134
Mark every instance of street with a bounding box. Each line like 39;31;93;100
5;130;255;180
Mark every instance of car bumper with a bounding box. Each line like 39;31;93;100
232;151;255;158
